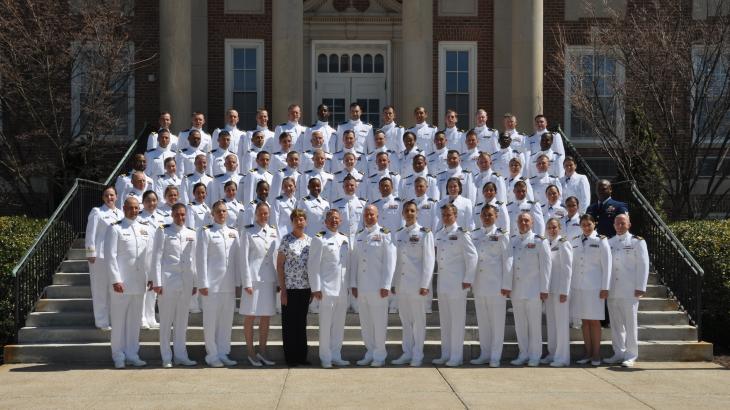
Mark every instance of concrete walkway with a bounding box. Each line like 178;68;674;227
1;362;728;409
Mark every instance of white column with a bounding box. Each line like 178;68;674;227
159;0;192;132
511;0;543;127
402;0;434;119
272;0;304;125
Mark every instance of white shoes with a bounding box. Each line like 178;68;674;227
489;361;500;368
321;361;333;369
247;356;263;367
575;357;592;365
540;356;554;365
356;357;373;366
431;357;449;365
621;360;635;368
174;357;197;366
388;307;398;314
410;360;423;367
162;361;173;368
603;355;623;364
445;360;462;367
207;360;224;368
470;356;489;365
550;361;568;368
591;360;602;366
125;358;147;367
391;355;412;365
219;355;237;366
114;360;125;369
527;360;540;367
257;353;275;366
510;357;528;366
370;360;385;367
332;359;351;366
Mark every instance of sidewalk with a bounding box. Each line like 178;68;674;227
1;362;728;409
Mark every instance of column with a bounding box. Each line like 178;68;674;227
511;0;543;128
402;0;434;119
159;0;192;131
272;0;304;125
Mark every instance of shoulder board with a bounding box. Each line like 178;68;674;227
529;176;536;179
541;204;546;208
305;170;314;174
555;153;563;156
186;173;194;177
358;197;367;202
162;224;171;228
357;228;364;234
146;148;156;153
334;149;343;154
549;175;557;179
427;174;436;178
527;200;536;204
369;173;377;178
249;200;256;204
249;168;256;172
430;125;437;129
535;235;545;240
211;148;219;153
396;227;404;232
228;225;237;230
493;172;501;177
214;173;224;178
497;227;504;233
599;235;607;239
475;202;483;207
495;201;503;205
316;231;326;237
181;147;190;152
506;201;514;206
428;198;437;202
394;197;401;201
472;228;480;232
276;195;284;200
186;226;195;231
338;231;347;237
310;123;317;128
437;171;446;175
572;235;580;240
520;176;528;180
372;199;382;204
182;128;191;132
512;150;521;154
203;224;212;230
427;151;436;156
457;227;465;232
559;237;567;242
463;169;471;173
380;227;390;234
238;172;247;176
279;122;287;126
205;174;213;178
333;169;344;175
111;220;122;225
157;174;165;178
491;151;499;156
333;198;343;203
634;235;644;241
420;227;431;233
531;151;539;157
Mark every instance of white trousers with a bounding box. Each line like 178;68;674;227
474;295;506;362
358;292;389;362
89;258;110;328
189;293;201;312
158;287;193;362
143;289;158;326
512;298;543;362
201;292;235;363
397;292;428;361
110;292;143;362
318;292;349;363
607;298;640;362
437;290;467;363
545;294;571;365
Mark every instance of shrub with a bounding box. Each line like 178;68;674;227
669;219;730;350
0;216;47;346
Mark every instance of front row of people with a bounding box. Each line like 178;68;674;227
92;186;648;369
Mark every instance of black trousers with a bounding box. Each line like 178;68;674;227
281;288;311;365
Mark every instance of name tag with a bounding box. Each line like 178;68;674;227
489;236;499;241
140;229;148;236
448;235;458;241
409;235;420;243
421;204;431;209
589;244;599;248
228;233;236;238
624;246;633;250
526;243;536;249
371;235;382;242
551;246;559;251
388;204;398;209
186;237;194;242
270;232;278;238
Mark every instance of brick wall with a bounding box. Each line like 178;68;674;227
132;0;161;136
432;0;494;128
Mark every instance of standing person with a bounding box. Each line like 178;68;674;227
391;201;435;367
492;133;525;178
240;202;279;367
605;214;649;368
470;205;512;367
271;151;302;198
436;177;474;231
178;112;212;153
505;157;534;203
436;150;476;203
297;178;330;238
305;104;337;153
104;197;152;368
473;151;507;204
426;131;449;176
272;177;298;238
180;154;213;205
186;183;212;230
562;196;583;243
407;106;438;154
308;209;351;368
529;154;562;206
151;203;198;368
115;155;153;208
248;108;275;154
473;108;499;154
336;102;373;154
85;186;123;330
542;184;568;225
277;209;313;366
145;129;176;178
587;179;628;238
509;212;551;367
212;108;245;155
146;111;178;151
473;181;509;233
350;205;397;367
432;204;478;367
380;105;405;153
176;130;206;179
441;109;465;153
542;218;574;367
572;214;611;366
196;200;242;368
154;158;182;202
561;156;591;215
528;115;565;156
399;154;439;201
506;180;544;236
272;104;307;153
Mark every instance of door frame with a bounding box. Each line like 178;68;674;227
310;40;392;123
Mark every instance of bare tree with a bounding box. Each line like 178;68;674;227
0;0;151;214
553;0;730;218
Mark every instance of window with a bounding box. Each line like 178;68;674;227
696;157;730;177
225;39;264;131
71;42;135;139
692;46;730;141
357;98;380;127
438;42;477;129
318;54;327;73
352;54;362;73
321;98;346;128
585;157;618;178
564;47;624;142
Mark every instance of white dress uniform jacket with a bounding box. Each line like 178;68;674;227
473;199;510;233
147;130;179;152
337;119;373;154
436;195;474;232
437;166;476;204
506;199;545;236
399;170;439;201
426;147;449;176
473;169;507;204
529;172;562;206
491;147;525;178
560;172;591;214
407;122;437;154
474;125;499;154
212;125;245;155
271;121;307;152
364;169;401;204
296;195;330;237
180;171;213;206
380;122;405;153
304;120;337;153
545;235;573;365
272;194;297;238
240;223;279;288
115;171;153;209
176;146;206;178
330;195;366;239
178;128;212;153
145;147;176;179
85;205;123;328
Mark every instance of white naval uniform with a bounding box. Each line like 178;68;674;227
296;168;335;202
473;169;508;204
240;146;264;173
364;169;401;204
272;121;307;153
115;171;153;209
104;218;153;363
412;195;439;232
506;174;534;203
608;233;649;363
337;119;373;154
239;198;272;229
208;172;247;205
437;166;477;204
407;122;437;154
207;148;236;177
304;121;337;153
296;195;330;237
397;147;424;176
460;148;481;175
474;125;499;154
570;232;612;321
176;146;206;178
426;147;449;176
180;171;213;206
240;223;279;317
527;130;566;157
144;147;176;179
308;230;350;364
380;121;405;153
372;195;404;238
436;195;474;232
545;235;573;366
155;203;174;226
178;128;213;153
269;151;289;173
186;202;212;230
272;194;297;238
196;223;242;364
365;147;399;176
561;213;582;246
398;170;439;202
147;130;179;152
394;224;435;363
434;224;478;365
561;172;591;214
526;149;564;179
491;148;525;178
154;173;182;202
504;129;528;153
270;166;301;198
509;231;551;363
350;225;396;363
328;168;365;201
442;126;465;153
471;226;512;364
85;205;123;328
330;195;366;240
529;173;562;207
121;188;144;212
506;199;545;236
151;223;197;363
223;197;245;228
244;167;273;207
248;125;276;154
542;202;568;225
473;199;510;233
212;125;245;155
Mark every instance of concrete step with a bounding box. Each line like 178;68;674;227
52;273;90;286
44;285;91;299
3;339;713;364
72;238;85;248
16;323;697;344
25;309;689;328
57;260;89;273
67;248;87;260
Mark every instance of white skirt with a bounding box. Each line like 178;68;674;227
240;281;276;317
573;289;605;320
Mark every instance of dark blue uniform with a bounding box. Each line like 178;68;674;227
587;197;628;238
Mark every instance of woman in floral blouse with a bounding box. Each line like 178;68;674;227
276;208;312;366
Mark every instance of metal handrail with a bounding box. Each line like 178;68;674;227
557;127;704;338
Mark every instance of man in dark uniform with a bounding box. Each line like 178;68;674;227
587;179;628;238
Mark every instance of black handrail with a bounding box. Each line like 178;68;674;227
557;127;705;339
8;124;150;345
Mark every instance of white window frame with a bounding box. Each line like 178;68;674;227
438;41;477;128
224;39;265;121
71;42;135;140
563;45;625;146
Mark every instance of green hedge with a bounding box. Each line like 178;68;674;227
0;216;47;346
669;219;730;350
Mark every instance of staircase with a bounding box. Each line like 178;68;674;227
3;239;713;364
